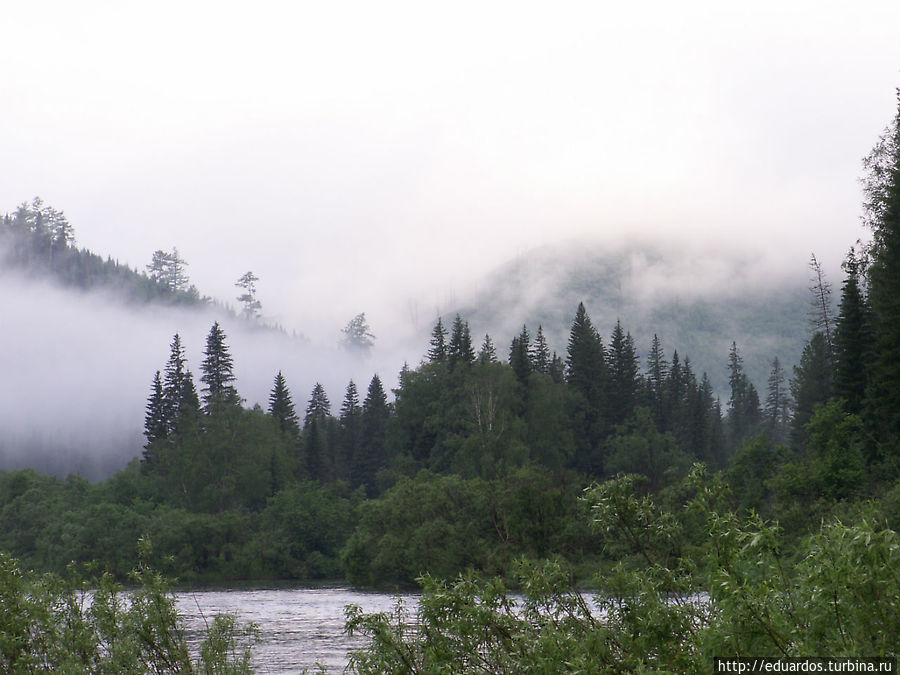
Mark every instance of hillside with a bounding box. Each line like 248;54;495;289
459;241;811;395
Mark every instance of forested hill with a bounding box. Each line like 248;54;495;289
460;242;811;395
0;198;205;306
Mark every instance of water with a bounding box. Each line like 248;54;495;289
176;587;414;673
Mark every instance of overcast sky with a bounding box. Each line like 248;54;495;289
3;0;900;341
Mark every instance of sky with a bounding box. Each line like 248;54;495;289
3;0;900;343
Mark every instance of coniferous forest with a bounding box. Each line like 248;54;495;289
2;97;900;671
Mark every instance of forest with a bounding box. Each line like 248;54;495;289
2;97;900;671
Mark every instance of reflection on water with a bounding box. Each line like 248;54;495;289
176;588;413;673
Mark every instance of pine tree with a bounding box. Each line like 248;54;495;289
646;334;669;426
566;302;607;473
862;96;900;454
478;334;497;364
789;332;833;449
162;333;198;433
427;318;448;363
509;325;533;384
608;321;640;425
530;325;551;374
268;371;300;438
143;371;167;457
764;357;791;446
340;313;376;355
357;375;391;495
305;383;332;424
833;247;874;415
338;380;363;484
808;253;835;356
200;322;239;412
447;315;475;369
235;271;262;320
726;342;761;448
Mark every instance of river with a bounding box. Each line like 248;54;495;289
176;587;414;673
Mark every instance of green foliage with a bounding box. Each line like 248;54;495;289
347;468;900;672
0;542;257;673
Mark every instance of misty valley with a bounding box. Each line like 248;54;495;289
3;106;900;672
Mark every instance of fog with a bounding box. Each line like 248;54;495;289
2;2;899;475
0;268;427;478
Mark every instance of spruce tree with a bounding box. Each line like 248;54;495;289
305;383;332;424
789;332;833;449
200;322;239;412
162;333;198;433
726;342;761;449
834;247;874;415
427;318;448;363
530;325;551;374
143;371;167;460
447;315;475;369
566;302;607;473
608;321;640;425
509;325;533;384
268;371;300;438
764;357;791;446
862;96;900;454
304;383;333;481
478;334;498;364
357;375;391;496
646;334;669;426
338;380;362;484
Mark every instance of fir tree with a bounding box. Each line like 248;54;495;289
268;371;300;438
566;302;607;473
530;325;551;374
764;357;791;446
608;321;640;425
790;332;833;449
162;333;198;433
305;383;332;425
427;318;448;363
478;334;497;364
200;322;239;412
338;380;363;484
447;315;475;369
646;334;669;426
357;375;391;496
726;342;761;448
834;247;874;415
862;96;900;454
509;325;533;384
143;371;167;456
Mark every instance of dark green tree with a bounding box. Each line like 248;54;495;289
608;320;641;426
645;333;669;426
162;333;199;434
764;357;791;446
357;375;391;496
478;334;497;364
268;371;300;439
447;315;475;369
339;380;363;484
861;97;900;457
143;371;167;456
200;322;240;412
508;325;533;385
833;247;873;415
530;325;551;374
304;383;334;482
726;342;761;449
427;318;448;363
565;302;607;473
789;332;833;449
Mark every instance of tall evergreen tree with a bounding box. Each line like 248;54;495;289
726;342;761;449
200;322;239;412
834;247;874;415
305;383;332;424
509;325;533;384
447;315;476;369
427;318;448;363
304;383;333;481
338;380;363;484
530;325;551;374
862;97;900;455
268;371;300;439
566;302;607;473
764;357;791;446
608;321;640;425
646;334;669;426
235;271;262;320
357;375;391;495
340;313;376;355
478;334;497;364
162;333;199;433
808;253;835;356
143;371;167;453
789;332;833;449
